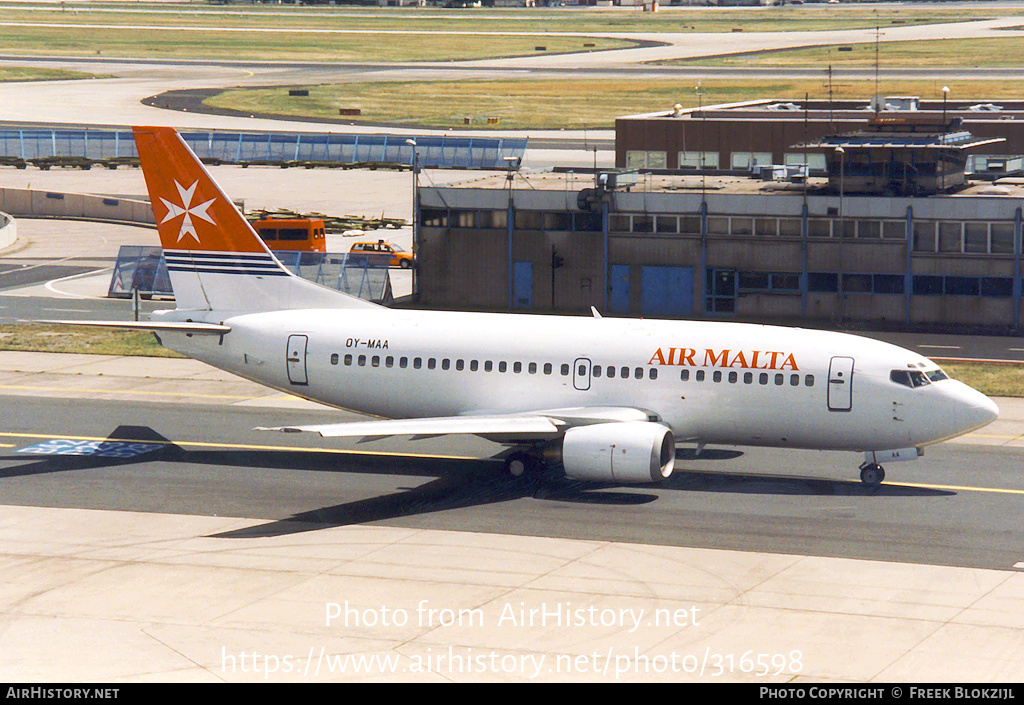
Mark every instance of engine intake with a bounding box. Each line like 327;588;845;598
561;421;675;484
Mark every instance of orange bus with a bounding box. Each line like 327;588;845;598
252;217;326;252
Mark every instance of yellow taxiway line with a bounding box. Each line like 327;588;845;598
0;430;484;462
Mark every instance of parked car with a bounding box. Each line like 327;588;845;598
348;240;414;268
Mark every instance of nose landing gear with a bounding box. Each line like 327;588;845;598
859;462;885;487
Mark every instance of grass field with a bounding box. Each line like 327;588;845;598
939;362;1024;400
0;23;633;63
0;3;1019;62
0;66;105;82
0;324;181;358
674;37;1024;68
206;76;1024;130
1;3;1022;127
0;3;1015;36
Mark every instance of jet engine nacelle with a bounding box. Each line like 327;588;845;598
561;421;675;484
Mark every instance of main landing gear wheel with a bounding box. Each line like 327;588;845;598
505;451;541;478
859;462;885;487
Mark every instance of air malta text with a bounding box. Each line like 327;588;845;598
648;348;799;371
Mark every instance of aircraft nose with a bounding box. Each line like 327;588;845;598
952;384;999;434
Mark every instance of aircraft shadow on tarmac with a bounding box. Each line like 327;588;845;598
0;426;955;539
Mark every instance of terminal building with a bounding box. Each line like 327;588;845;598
615;97;1024;179
413;98;1024;332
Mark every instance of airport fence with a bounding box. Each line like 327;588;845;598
0;128;528;170
109;246;393;304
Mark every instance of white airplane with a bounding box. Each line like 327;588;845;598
60;126;999;487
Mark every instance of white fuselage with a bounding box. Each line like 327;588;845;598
158;308;998;454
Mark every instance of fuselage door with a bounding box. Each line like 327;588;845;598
573;357;592;391
287;334;309;386
827;356;854;411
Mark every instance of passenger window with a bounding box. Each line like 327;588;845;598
470;360;479;372
442;359;451;370
428;358;436;370
529;362;537;374
790;374;799;386
635;367;643;379
649;368;658;380
400;357;408;368
514;362;522;373
331;353;339;365
607;366;616;379
358;355;366;366
385;356;394;368
713;371;722;383
775;373;784;385
560;364;570;376
621;366;629;379
593;365;602;378
743;372;753;384
455;359;464;371
695;370;705;382
759;373;768;385
371;356;380;367
499;361;507;373
413;357;422;369
344;354;353;366
484;360;492;372
729;371;738;384
680;369;689;381
805;375;815;387
543;363;552;375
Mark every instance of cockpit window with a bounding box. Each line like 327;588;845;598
890;370;911;387
926;368;949;382
890;369;932;388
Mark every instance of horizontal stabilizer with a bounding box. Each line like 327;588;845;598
37;320;231;335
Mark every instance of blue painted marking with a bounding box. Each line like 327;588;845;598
18;440;166;458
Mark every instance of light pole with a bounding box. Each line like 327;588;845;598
697;81;706;196
835;146;845;235
834;145;846;321
405;139;419;300
503;155;520;311
941;86;950;191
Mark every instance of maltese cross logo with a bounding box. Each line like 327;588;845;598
160;180;216;244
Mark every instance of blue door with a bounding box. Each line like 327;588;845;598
609;264;630;314
641;266;693;317
513;261;533;308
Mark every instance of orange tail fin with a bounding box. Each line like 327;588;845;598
133;126;375;313
134;126;268;255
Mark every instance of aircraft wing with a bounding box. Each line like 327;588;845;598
258;406;661;442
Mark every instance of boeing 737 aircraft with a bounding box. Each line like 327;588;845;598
58;126;999;487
